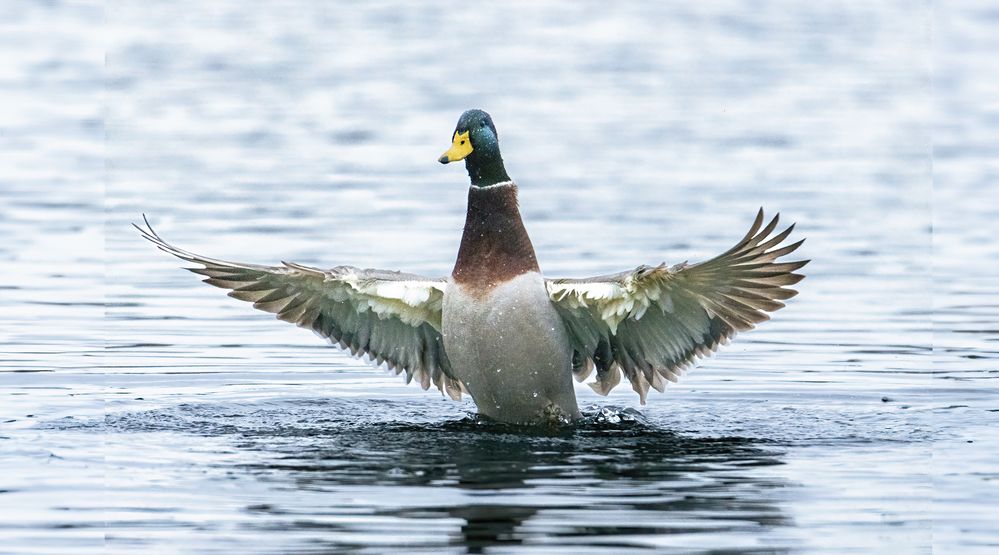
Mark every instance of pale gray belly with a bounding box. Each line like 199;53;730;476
441;272;579;423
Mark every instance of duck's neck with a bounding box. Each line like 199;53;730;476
464;149;511;187
452;182;540;289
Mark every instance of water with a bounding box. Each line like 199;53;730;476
2;0;997;552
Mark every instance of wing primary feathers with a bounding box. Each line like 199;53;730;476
135;215;456;398
547;209;806;401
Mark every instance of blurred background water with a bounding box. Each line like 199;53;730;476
1;0;997;553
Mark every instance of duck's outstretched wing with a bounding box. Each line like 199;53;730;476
546;209;807;403
135;216;463;399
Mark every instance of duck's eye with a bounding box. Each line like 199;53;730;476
460;140;466;145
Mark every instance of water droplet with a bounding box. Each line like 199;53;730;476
532;392;539;398
496;368;502;373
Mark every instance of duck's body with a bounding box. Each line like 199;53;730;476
443;181;579;422
444;271;579;422
137;109;807;425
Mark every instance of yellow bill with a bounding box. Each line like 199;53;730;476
439;130;472;164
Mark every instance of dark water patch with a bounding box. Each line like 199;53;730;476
718;134;794;149
57;396;937;450
25;301;106;307
104;314;192;321
105;343;172;349
230;225;310;235
330;130;374;144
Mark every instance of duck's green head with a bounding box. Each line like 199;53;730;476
439;109;511;187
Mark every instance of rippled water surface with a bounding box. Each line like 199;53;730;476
2;1;997;553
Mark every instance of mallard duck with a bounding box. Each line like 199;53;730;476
137;109;807;424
